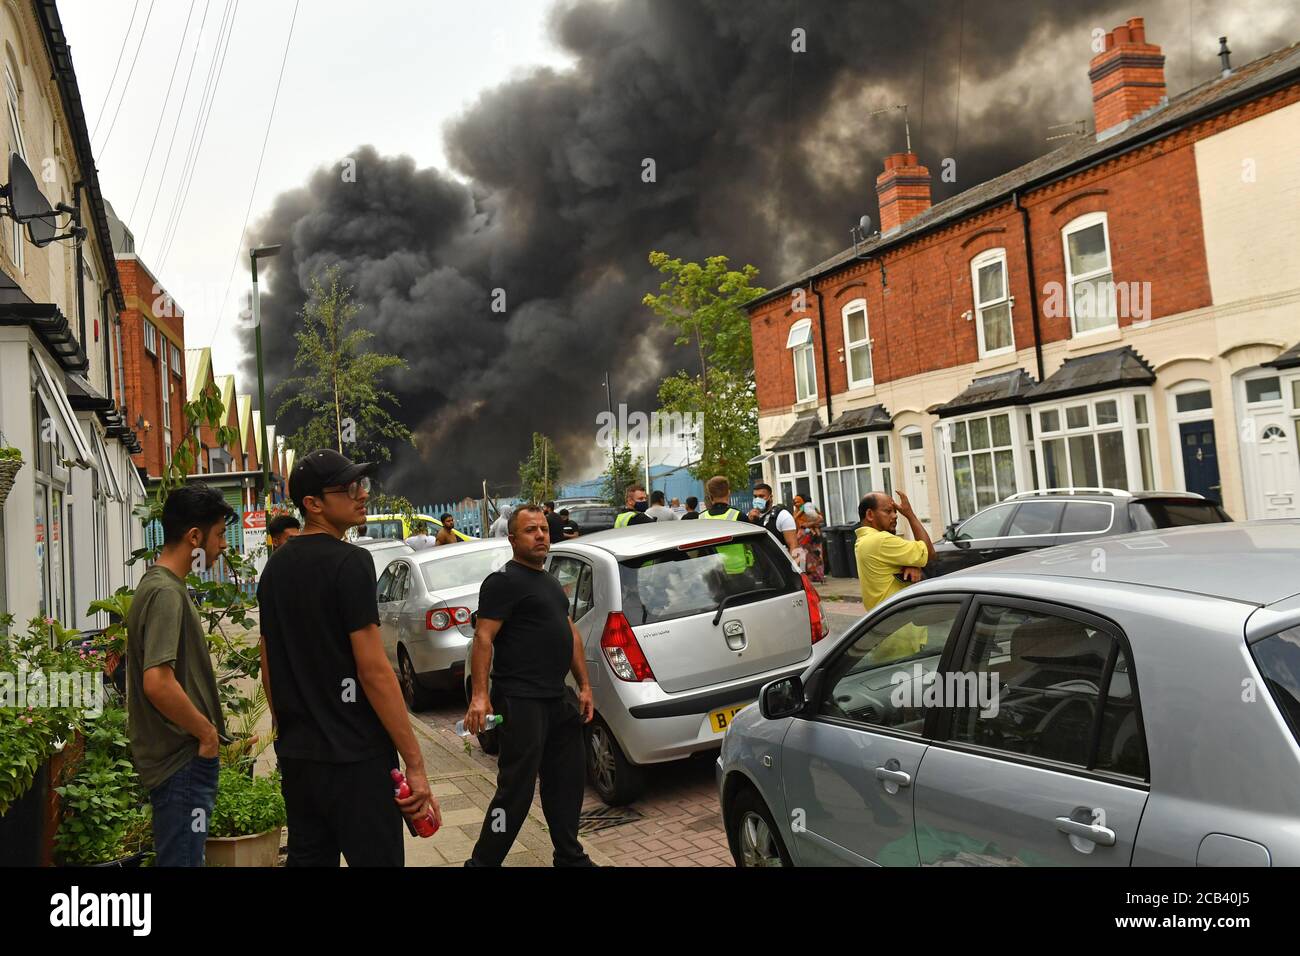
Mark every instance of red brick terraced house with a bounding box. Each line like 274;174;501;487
748;17;1300;535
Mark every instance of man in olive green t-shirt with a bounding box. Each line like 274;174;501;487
854;491;935;612
125;483;233;866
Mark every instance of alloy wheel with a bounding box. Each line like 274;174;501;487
739;811;783;867
589;724;616;794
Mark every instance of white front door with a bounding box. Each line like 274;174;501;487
1248;410;1300;517
903;432;930;523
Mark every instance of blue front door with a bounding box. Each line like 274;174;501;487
1180;420;1221;502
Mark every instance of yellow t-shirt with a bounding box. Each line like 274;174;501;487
855;525;930;611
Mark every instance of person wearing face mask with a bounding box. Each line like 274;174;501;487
613;483;656;528
793;495;825;583
747;482;798;555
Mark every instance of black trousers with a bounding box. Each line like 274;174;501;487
280;751;404;867
470;693;591;867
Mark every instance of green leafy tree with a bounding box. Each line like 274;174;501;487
642;252;766;487
599;441;644;507
274;266;413;463
518;432;561;503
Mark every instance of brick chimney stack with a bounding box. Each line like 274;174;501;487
875;152;931;236
1089;16;1167;139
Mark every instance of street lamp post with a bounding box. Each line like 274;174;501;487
251;244;282;509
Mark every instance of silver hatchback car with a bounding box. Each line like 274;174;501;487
719;520;1300;866
376;538;512;710
468;520;828;804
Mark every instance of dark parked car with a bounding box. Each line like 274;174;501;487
928;489;1231;577
563;504;619;535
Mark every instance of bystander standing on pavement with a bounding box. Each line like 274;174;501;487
748;483;798;555
258;449;440;866
125;483;234;867
681;495;700;520
267;514;301;551
463;505;596;867
645;489;678;521
406;520;435;551
669;497;686;517
435;514;459;546
793;495;825;582
489;505;514;538
542;501;569;544
854;491;934;611
559;509;580;538
613;483;655;527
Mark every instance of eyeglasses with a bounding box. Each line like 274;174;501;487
321;476;371;500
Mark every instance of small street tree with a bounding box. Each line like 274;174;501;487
599;441;644;506
642;252;765;488
274;266;413;462
518;432;561;503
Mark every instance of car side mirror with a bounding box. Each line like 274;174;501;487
942;522;958;541
760;675;805;720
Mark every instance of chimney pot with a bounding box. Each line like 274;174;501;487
1128;17;1146;44
875;152;931;235
1113;24;1130;45
1089;17;1167;137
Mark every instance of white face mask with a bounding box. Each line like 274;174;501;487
755;496;770;511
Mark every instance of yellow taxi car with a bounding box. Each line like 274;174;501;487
363;513;477;542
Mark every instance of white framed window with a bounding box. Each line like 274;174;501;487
970;248;1014;356
143;321;157;355
6;65;26;272
786;318;817;403
1062;212;1117;335
160;341;172;466
942;411;1023;520
819;433;894;526
171;344;182;376
841;299;873;387
774;449;816;507
1033;390;1155;491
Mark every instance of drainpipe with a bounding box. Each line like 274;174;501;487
1013;189;1045;382
811;283;833;426
101;288;113;402
74;182;87;352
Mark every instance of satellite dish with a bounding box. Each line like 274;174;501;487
858;214;873;235
8;152;55;222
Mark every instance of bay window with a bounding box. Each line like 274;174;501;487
786;319;817;403
1034;391;1155;491
970;248;1014;356
841;299;873;387
1063;212;1117;335
774;449;815;507
943;411;1023;520
820;433;893;526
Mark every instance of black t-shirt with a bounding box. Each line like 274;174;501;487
257;534;393;763
545;512;568;543
478;560;573;698
681;510;700;520
561;520;580;536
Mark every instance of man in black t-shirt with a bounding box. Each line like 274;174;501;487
259;449;441;866
542;500;569;544
463;504;596;867
558;509;580;538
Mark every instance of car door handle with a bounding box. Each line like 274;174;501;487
874;766;912;787
1054;816;1116;847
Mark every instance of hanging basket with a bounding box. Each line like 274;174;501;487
0;457;22;508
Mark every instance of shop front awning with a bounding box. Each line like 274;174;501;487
33;352;93;466
91;426;123;502
770;413;824;451
1026;345;1155;403
815;404;893;438
932;369;1038;418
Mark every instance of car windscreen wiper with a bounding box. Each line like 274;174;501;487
712;587;782;626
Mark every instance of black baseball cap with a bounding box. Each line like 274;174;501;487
289;448;376;510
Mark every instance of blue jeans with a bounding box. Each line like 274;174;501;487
150;754;220;867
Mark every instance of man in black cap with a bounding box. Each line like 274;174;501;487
258;449;440;866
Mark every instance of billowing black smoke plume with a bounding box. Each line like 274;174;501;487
241;0;1298;500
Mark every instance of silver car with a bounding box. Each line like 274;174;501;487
719;520;1300;867
376;538;512;710
356;538;415;579
468;521;829;804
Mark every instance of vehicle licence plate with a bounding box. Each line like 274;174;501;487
708;703;752;733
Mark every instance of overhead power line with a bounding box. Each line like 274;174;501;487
89;0;141;142
96;0;157;157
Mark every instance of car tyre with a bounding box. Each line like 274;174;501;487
586;716;645;806
726;785;792;868
397;647;436;712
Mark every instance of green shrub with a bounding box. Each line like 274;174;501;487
210;768;286;837
54;706;151;865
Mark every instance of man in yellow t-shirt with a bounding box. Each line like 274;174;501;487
855;491;935;612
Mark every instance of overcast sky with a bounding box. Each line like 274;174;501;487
60;0;576;381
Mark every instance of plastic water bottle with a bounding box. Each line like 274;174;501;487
455;714;503;737
390;769;438;838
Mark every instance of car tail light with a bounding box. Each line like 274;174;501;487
426;607;471;631
802;574;826;644
600;611;655;682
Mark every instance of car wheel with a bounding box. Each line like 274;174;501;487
397;647;436;712
727;785;792;868
586;716;645;806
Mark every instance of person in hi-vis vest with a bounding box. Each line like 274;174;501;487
698;475;753;574
613;483;656;528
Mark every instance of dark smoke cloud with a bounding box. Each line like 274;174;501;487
241;0;1299;500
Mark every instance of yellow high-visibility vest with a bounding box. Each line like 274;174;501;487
699;508;752;574
614;510;639;528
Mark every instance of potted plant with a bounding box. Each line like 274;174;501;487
205;767;286;867
0;445;22;508
54;705;151;867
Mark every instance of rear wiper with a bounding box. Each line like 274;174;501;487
712;588;781;626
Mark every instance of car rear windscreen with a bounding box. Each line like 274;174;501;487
1250;626;1300;748
421;549;510;592
1130;499;1232;530
618;532;801;626
571;507;616;524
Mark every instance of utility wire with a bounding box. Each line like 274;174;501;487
96;0;157;157
126;0;198;223
951;0;965;158
138;0;211;246
208;0;302;350
89;0;141;142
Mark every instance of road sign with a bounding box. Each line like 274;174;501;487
243;510;266;532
